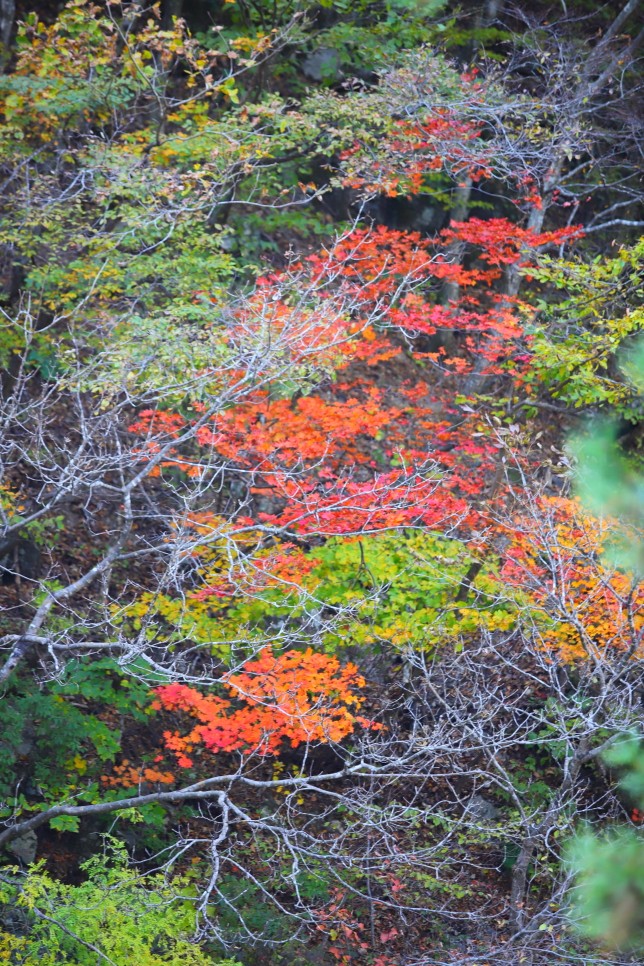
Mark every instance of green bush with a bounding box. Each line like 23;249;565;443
0;840;240;965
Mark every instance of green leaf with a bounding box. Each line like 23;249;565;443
49;814;80;833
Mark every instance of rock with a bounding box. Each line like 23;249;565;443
467;794;499;822
7;830;38;865
0;536;41;585
302;47;341;83
413;203;441;231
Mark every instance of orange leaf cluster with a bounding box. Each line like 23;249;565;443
501;498;644;663
152;648;378;764
101;761;175;788
127;218;581;549
256;468;472;536
339;107;492;197
195;388;400;469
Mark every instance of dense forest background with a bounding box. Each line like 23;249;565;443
0;1;642;964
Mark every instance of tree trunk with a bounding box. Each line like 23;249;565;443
0;0;15;68
162;0;183;28
442;178;473;307
510;836;535;933
504;155;564;298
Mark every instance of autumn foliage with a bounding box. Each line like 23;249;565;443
152;649;375;767
128;216;581;537
502;498;644;664
2;2;643;963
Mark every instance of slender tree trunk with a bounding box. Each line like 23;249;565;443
442;178;473;307
162;0;183;28
439;178;473;358
504;155;565;298
0;0;14;69
470;0;505;58
509;835;535;933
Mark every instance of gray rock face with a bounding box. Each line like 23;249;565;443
467;794;499;822
7;830;38;865
302;48;341;83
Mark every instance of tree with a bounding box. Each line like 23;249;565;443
565;340;644;955
0;3;642;965
0;839;241;964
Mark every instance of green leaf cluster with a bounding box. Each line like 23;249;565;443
186;531;520;656
0;840;240;965
0;661;151;810
528;240;644;415
567;735;644;957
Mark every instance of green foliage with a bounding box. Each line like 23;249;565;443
528;241;644;414
0;484;65;554
0;681;115;806
568;829;644;951
52;657;153;717
213;873;297;942
1;3;409;393
176;530;520;656
605;735;644;804
566;334;644;950
0;661;152;812
570;335;644;574
0;7;141;149
310;0;450;76
211;0;448;79
0;840;240;965
302;531;517;649
567;736;644;953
